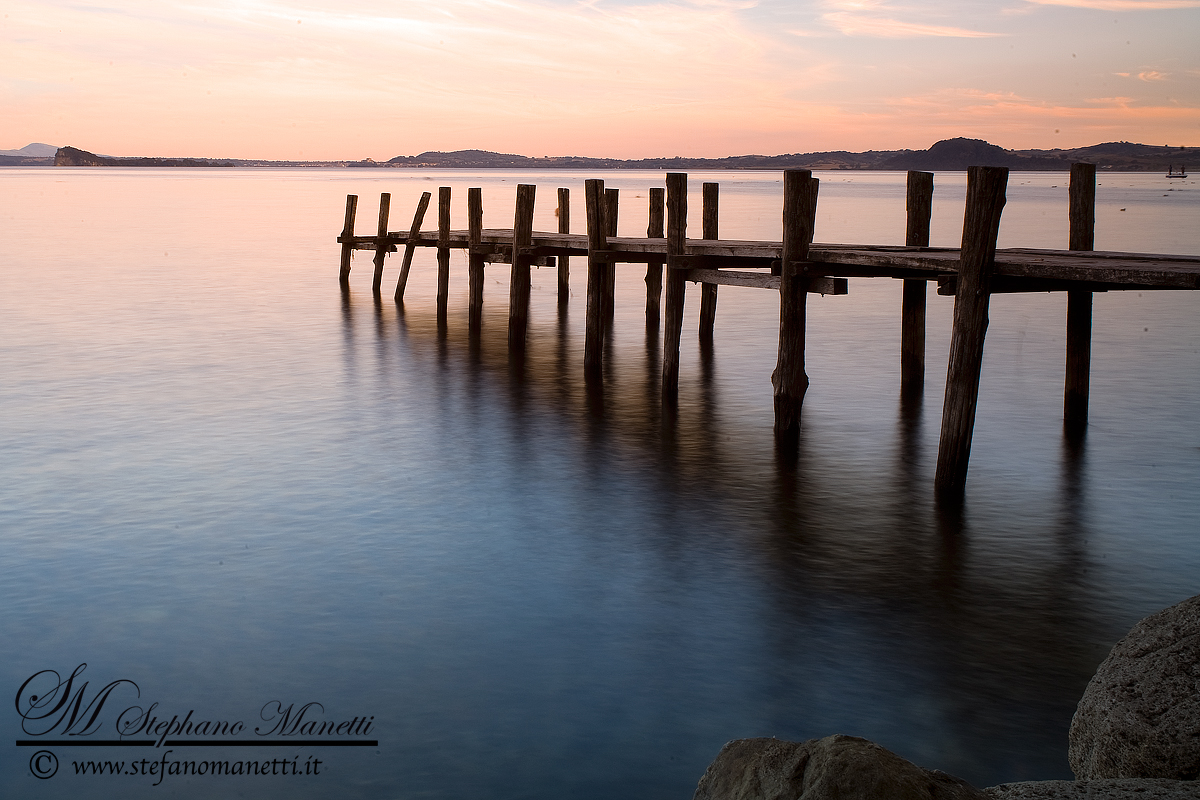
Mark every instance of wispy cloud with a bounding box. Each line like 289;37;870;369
1023;0;1200;10
818;0;1002;37
822;11;1002;37
1137;70;1169;80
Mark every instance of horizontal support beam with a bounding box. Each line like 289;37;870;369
685;268;847;295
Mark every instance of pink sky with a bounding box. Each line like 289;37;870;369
3;0;1197;160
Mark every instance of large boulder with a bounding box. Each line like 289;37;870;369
693;734;988;800
985;778;1200;799
1069;593;1200;780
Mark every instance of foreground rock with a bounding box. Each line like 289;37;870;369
692;735;988;800
1069;593;1200;780
986;779;1200;799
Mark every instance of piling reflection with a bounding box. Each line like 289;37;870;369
338;280;1107;785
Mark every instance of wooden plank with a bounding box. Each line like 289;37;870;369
436;186;451;319
584;179;607;380
394;192;432;302
371;193;392;294
646;187;664;327
339;194;358;282
468;188;484;334
509;184;536;351
992;252;1200;288
685;269;846;294
773;170;817;440
557;187;570;305
661;173;687;407
902;171;933;397
604;188;619;322
483;253;556;266
1066;162;1096;434
699;182;719;343
936;166;1009;501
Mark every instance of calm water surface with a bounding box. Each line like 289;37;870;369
2;168;1198;799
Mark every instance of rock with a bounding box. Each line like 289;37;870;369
985;778;1200;799
1069;593;1200;780
693;734;988;800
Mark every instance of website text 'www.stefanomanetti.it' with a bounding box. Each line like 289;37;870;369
67;753;323;785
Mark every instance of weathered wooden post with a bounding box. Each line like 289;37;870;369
558;188;571;305
436;187;451;319
603;188;619;322
467;188;484;333
509;184;536;351
661;173;688;407
370;193;391;294
1065;162;1096;435
902;171;934;397
394;192;432;301
935;166;1009;500
772;170;817;440
646;188;665;327
699;182;719;343
584;179;608;380
339;194;358;283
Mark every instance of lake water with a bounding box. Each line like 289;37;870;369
2;167;1198;799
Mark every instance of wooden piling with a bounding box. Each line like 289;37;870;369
468;188;484;333
603;188;619;322
902;171;934;396
436;187;451;318
339;194;358;282
370;193;391;294
394;191;432;302
558;188;570;304
699;183;719;343
584;179;608;380
645;188;665;327
935;166;1009;500
661;173;688;407
508;184;536;351
1065;162;1096;434
772;170;817;439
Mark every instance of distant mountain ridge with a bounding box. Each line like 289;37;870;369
0;142;57;157
33;139;1200;171
387;139;1197;171
0;142;60;165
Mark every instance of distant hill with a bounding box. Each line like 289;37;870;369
387;139;1198;171
54;146;242;168
42;140;1198;171
0;142;58;165
51;146;379;169
0;142;58;157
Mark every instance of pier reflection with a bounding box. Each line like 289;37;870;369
338;282;1102;784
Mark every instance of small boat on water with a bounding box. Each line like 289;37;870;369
1166;165;1188;178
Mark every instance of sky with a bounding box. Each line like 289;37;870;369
2;0;1198;160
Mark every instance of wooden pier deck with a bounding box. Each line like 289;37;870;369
341;232;1200;290
335;167;1200;503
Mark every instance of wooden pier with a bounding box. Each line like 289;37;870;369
336;167;1200;502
